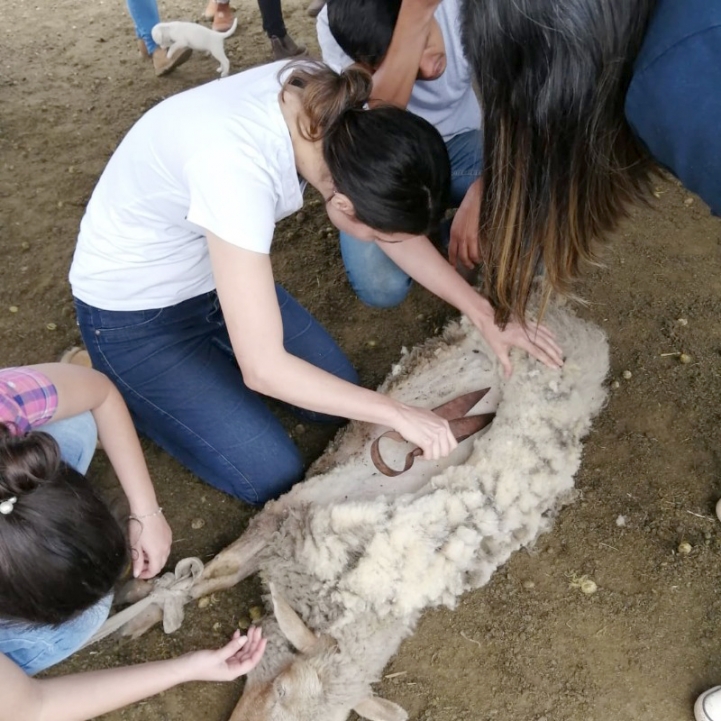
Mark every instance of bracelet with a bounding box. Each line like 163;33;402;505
128;507;163;521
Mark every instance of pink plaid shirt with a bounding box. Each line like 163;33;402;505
0;367;58;435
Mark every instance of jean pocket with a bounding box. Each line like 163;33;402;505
79;307;166;346
93;307;164;332
204;293;224;326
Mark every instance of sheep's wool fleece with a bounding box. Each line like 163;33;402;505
255;305;608;686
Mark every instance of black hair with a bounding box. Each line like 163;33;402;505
327;0;401;69
324;106;449;240
0;424;129;625
282;61;450;240
463;0;658;326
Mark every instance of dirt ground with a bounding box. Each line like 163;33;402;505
2;0;721;719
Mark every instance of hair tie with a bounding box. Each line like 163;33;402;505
0;497;18;515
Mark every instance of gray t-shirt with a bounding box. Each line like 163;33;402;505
317;0;482;142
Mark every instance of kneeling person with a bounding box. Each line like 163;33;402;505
317;0;482;307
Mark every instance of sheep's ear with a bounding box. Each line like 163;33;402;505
269;583;318;653
353;697;408;721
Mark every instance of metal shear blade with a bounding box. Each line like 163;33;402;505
370;388;496;477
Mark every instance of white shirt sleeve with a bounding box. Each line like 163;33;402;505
185;150;277;254
316;5;354;73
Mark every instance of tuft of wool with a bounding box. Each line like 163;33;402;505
239;303;609;719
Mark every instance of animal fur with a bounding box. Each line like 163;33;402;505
112;304;608;721
231;305;609;720
151;19;238;77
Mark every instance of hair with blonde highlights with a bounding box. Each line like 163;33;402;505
463;0;658;325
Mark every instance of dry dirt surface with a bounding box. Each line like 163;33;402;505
2;0;721;719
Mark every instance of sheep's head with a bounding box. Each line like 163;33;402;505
230;585;407;721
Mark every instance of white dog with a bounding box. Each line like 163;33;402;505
151;19;238;78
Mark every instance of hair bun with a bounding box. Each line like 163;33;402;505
281;60;373;141
0;425;62;497
337;66;373;110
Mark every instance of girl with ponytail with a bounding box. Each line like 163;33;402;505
70;58;562;508
0;359;171;675
0;362;266;720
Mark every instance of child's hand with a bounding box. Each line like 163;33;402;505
181;627;267;683
128;513;173;579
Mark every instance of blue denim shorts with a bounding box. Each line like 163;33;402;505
0;595;112;675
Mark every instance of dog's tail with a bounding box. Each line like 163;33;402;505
218;17;238;38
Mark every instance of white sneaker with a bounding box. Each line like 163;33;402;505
696;687;721;721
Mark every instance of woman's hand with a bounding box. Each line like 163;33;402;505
128;513;173;579
448;179;483;271
374;235;565;378
475;311;564;378
181;627;267;683
391;403;458;460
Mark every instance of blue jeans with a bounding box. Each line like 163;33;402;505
42;411;98;475
340;129;483;308
625;0;721;216
74;287;358;505
126;0;160;55
0;412;111;675
0;596;113;676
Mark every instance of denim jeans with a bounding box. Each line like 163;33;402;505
0;412;111;676
42;411;98;475
0;596;113;676
340;129;483;308
126;0;161;54
257;0;287;38
625;0;721;216
74;287;358;505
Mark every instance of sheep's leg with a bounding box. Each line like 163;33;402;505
189;516;275;598
120;604;165;639
112;513;278;639
113;578;154;606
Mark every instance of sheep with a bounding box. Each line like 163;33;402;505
111;304;609;721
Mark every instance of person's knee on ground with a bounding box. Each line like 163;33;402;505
338;231;414;308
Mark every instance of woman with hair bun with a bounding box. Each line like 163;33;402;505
70;59;563;507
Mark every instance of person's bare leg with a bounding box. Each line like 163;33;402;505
203;0;217;19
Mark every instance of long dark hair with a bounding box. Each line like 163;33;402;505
282;61;450;241
463;0;658;325
0;424;129;625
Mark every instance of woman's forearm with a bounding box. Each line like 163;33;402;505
379;235;496;325
369;0;438;108
242;350;403;428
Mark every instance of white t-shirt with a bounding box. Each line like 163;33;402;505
70;60;304;311
316;0;481;141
